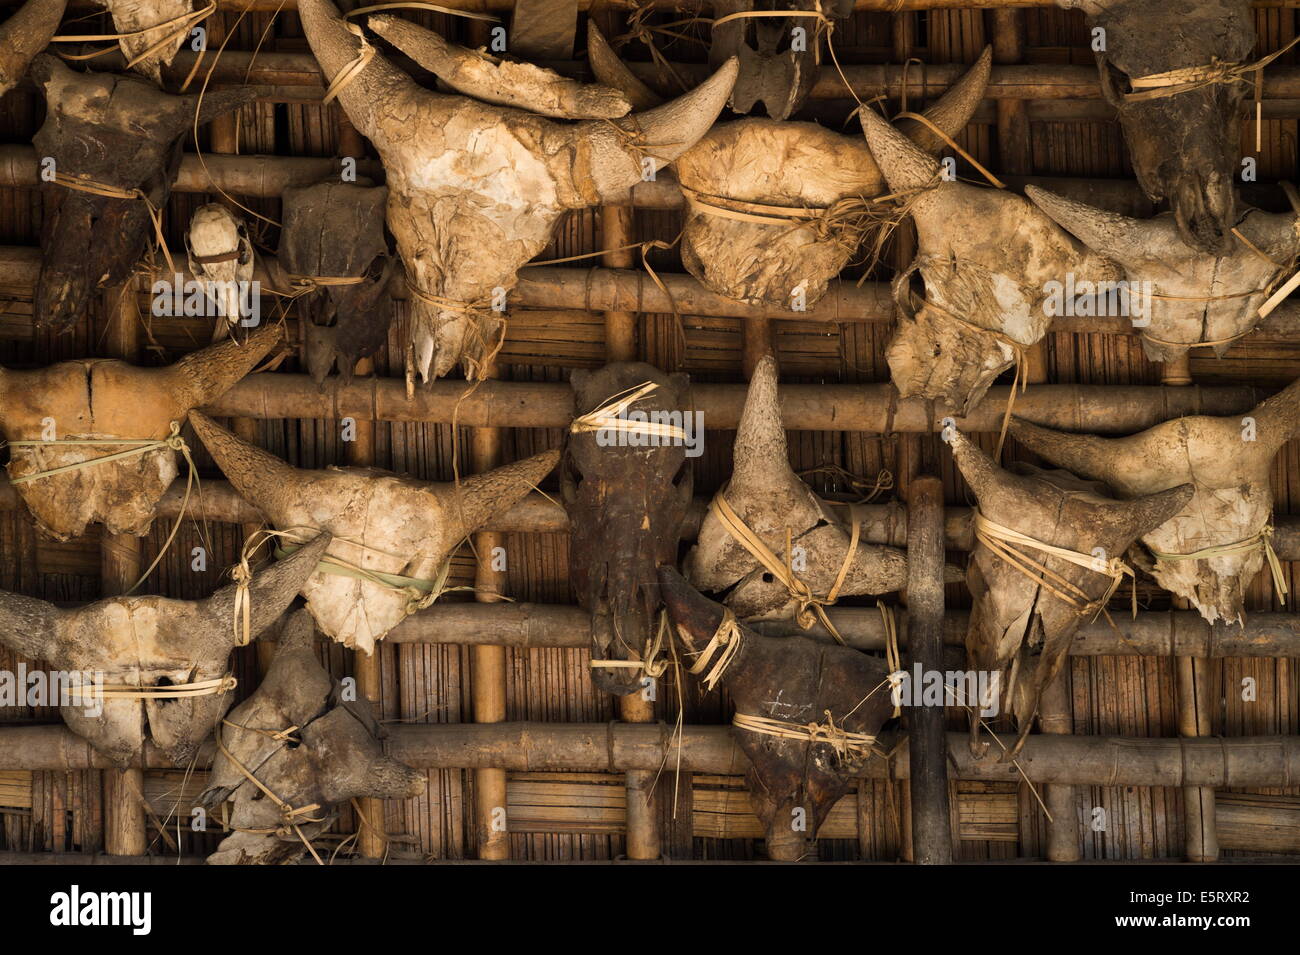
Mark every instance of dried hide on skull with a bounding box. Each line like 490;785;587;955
1026;186;1300;364
186;203;255;342
95;0;207;83
199;610;424;865
0;0;66;99
32;55;255;333
191;412;560;655
561;363;692;695
860;107;1125;415
0;533;329;767
0;323;283;541
659;567;893;860
684;355;908;626
949;430;1193;754
297;0;737;382
1010;378;1300;627
1056;0;1255;254
277;181;394;385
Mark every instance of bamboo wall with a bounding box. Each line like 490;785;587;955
0;1;1297;862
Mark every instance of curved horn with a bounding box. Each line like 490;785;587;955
730;354;790;493
368;15;632;119
0;590;62;663
441;450;561;543
189;411;304;520
1247;376;1300;455
898;46;992;155
657;565;736;666
586;20;664;110
0;0;68;98
947;431;1008;505
167;323;284;413
859;106;943;193
202;531;333;645
297;0;426;144
364;756;426;798
1024;185;1151;264
1007;418;1119;483
1111;483;1197;537
580;57;739;201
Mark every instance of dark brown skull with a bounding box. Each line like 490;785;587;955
562;363;692;695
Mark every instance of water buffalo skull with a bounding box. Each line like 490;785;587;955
562;362;692;695
186;203;256;342
199;609;424;865
0;533;329;766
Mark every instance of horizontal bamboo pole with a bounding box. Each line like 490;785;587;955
4;722;1299;786
11;0;1299;12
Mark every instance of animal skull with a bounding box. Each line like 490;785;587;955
1009;377;1300;627
185;203;255;342
0;323;284;540
1025;185;1300;363
561;363;692;695
949;430;1193;753
0;533;329;766
1056;0;1255;254
684;355;908;623
0;0;67;99
32;55;255;333
199;610;424;865
97;0;198;83
297;0;737;382
659;567;894;860
860;107;1126;414
190;412;560;655
277;181;394;384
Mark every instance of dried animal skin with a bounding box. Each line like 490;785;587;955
0;0;67;99
185;203;255;341
684;356;907;623
32;56;255;332
659;568;893;860
860;107;1125;414
97;0;197;83
562;362;692;695
1056;0;1255;254
0;324;283;540
0;534;328;766
950;431;1193;751
298;0;737;382
200;610;424;865
192;412;559;655
1026;186;1300;363
1010;378;1300;626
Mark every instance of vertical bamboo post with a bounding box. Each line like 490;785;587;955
905;475;952;864
602;205;638;362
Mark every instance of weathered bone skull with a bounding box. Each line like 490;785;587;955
660;567;893;860
860;107;1125;414
0;323;283;540
0;533;329;766
1057;0;1255;254
98;0;198;83
1026;185;1300;363
1010;377;1300;627
32;55;255;332
684;355;908;623
561;363;692;695
277;181;394;384
297;0;737;382
191;412;560;655
199;610;424;865
949;431;1193;753
185;203;255;342
0;0;66;99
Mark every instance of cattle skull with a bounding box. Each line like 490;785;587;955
185;203;255;342
1056;0;1255;254
200;610;424;865
0;533;329;766
297;0;737;382
1010;377;1300;627
190;412;560;655
659;567;894;860
0;0;67;99
684;355;908;623
0;323;284;541
562;362;692;695
860;107;1125;414
1025;185;1300;363
949;430;1194;754
32;56;255;333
